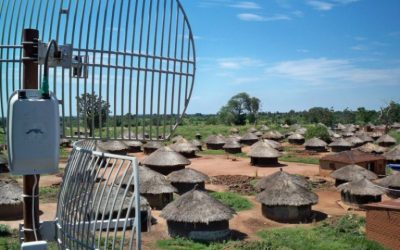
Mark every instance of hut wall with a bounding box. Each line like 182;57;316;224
96;210;150;232
108;149;128;155
127;146;142;153
224;148;242;154
340;192;381;205
330;146;352;153
143;148;158;155
0;203;23;219
142;193;173;210
241;139;258;146
180;151;197;158
206;144;224;150
289;139;305;145
305;146;326;152
166;220;230;242
250;157;278;167
387;187;400;199
261;204;312;223
378;142;396;147
319;159;386;177
365;207;400;250
171;182;205;195
146;165;185;175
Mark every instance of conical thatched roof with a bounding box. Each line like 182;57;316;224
229;127;239;134
123;140;143;147
248;143;281;158
295;128;307;135
190;139;202;147
392;122;400;129
346;137;364;145
262;130;284;140
304;137;327;147
241;132;258;141
282;124;290;128
376;134;396;144
205;135;226;145
254;131;263;137
370;131;383;138
170;139;198;153
330;164;378;182
142;146;190;167
251;140;282;151
160;189;235;223
385;145;400;161
223;140;242;149
139;166;177;194
337;123;346;131
259;125;270;131
256;179;318;206
142;141;163;149
357;134;374;143
288;133;304;140
97;140;129;152
329;138;353;147
248;127;258;133
226;135;242;142
337;178;385;196
171;135;185;144
166;168;209;183
375;172;400;188
255;169;309;192
0;179;22;205
356;143;387;154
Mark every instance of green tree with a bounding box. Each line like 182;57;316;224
77;93;110;136
218;92;261;125
380;101;400;131
306;107;334;126
304;124;331;142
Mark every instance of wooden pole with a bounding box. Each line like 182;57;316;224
22;28;41;242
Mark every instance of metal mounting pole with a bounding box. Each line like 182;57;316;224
22;28;42;242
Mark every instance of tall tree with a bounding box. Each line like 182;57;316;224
77;93;110;136
218;92;261;125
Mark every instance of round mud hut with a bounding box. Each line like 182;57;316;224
346;137;364;147
222;140;242;154
97;140;129;155
376;134;397;147
142;146;191;175
288;133;305;145
252;140;283;151
385;145;400;164
337;178;385;206
229;127;239;134
357;134;374;144
256;178;318;223
166;168;210;194
142;141;162;155
254;131;263;138
240;132;259;146
195;132;202;140
205;135;226;150
375;172;400;198
191;139;203;151
170;139;199;158
124;140;143;153
91;183;151;231
247;143;281;166
295;127;307;135
171;135;185;144
328;138;353;152
160;189;235;242
254;169;309;192
304;137;327;152
248;127;258;133
259;125;270;132
370;131;384;140
0;179;23;219
262;131;284;141
330;164;378;186
356;143;387;154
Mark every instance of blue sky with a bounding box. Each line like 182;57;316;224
180;0;400;114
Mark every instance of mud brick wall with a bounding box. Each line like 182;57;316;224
365;209;400;250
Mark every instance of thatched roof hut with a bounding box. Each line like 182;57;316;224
60;138;72;147
356;143;387;154
330;164;378;186
329;138;353;152
254;169;309;192
375;172;400;198
123;140;143;153
166;168;210;194
262;131;284;141
171;135;185;144
392;122;400;129
346;136;364;147
222;139;242;154
370;131;384;140
385;145;400;163
191;139;203;151
97;140;129;155
248;143;281;166
248;127;258;133
195;132;202;140
226;134;242;142
336;123;347;131
254;131;263;138
240;132;259;146
252;139;283;151
229;127;239;134
0;179;23;219
256;178;318;223
205;135;226;150
357;134;374;144
337;178;385;206
170;139;199;158
304;137;327;152
341;130;355;138
160;189;235;241
376;134;397;147
295;128;307;135
288;133;305;145
259;125;270;132
142;146;191;175
142;141;162;155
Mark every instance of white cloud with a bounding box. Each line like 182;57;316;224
306;0;360;11
266;57;400;86
237;13;291;22
297;49;310;53
230;1;261;9
351;44;368;51
217;57;265;70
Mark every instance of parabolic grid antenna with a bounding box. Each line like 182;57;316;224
0;0;196;141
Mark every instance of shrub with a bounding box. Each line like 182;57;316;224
304;125;330;142
0;224;11;237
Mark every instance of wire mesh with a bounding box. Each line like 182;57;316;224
0;0;196;141
57;140;144;250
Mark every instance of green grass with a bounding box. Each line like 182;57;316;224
209;192;253;212
39;186;59;203
156;238;229;250
60;147;70;159
280;154;319;165
389;130;400;145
